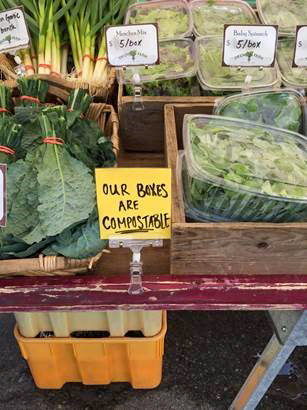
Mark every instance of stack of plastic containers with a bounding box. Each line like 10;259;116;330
15;310;166;389
179;114;307;223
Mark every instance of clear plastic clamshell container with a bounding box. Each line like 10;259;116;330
277;38;307;90
183;114;307;222
196;36;280;93
190;0;258;37
214;88;306;134
125;0;192;40
178;151;232;222
256;0;307;36
117;38;196;84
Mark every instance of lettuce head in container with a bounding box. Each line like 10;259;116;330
277;38;307;90
196;36;280;94
191;0;258;37
125;0;192;40
183;114;307;222
214;89;306;134
257;0;307;36
117;39;196;85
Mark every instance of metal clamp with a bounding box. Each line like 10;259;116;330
109;239;163;295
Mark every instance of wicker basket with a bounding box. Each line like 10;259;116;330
0;103;119;277
0;54;116;100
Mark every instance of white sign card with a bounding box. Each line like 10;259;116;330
0;164;6;227
293;26;307;67
223;25;278;67
106;23;159;67
0;7;30;53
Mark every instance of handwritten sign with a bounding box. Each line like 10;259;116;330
293;26;307;67
0;164;6;227
0;7;30;53
106;24;159;66
95;168;171;240
223;25;278;67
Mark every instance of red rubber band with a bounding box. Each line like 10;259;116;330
96;57;107;62
20;96;41;104
38;63;51;68
0;145;15;155
82;54;95;62
0;108;10;114
43;137;64;145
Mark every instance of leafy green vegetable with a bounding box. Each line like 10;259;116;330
184;116;307;222
122;40;195;84
125;77;200;96
127;2;190;40
192;1;256;36
17;78;49;106
216;91;303;133
0;116;23;164
258;0;307;35
197;36;278;91
278;38;307;88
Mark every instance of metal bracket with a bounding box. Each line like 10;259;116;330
109;239;163;295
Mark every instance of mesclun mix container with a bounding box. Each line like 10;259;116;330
214;89;306;134
117;38;196;84
191;0;258;37
277;38;307;90
257;0;307;36
183;115;307;222
125;0;192;40
196;36;280;95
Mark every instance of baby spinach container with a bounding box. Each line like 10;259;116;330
190;0;258;37
183;114;307;222
214;89;306;134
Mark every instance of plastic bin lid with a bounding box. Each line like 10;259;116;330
214;88;306;134
125;0;192;40
183;114;307;202
277;38;307;89
190;0;257;37
256;0;307;36
196;36;279;91
117;39;196;84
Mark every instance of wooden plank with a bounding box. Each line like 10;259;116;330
172;222;307;275
1;274;307;311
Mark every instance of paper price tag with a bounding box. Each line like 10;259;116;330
223;25;278;67
106;24;159;67
95;168;171;240
293;26;307;67
0;164;7;227
0;7;30;53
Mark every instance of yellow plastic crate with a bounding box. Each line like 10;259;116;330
15;310;163;337
15;312;166;390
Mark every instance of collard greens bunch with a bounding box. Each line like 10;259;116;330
0;79;116;260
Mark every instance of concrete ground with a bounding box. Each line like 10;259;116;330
1;311;307;410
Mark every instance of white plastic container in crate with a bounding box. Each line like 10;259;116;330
15;310;163;338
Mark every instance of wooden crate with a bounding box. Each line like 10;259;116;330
118;83;217;152
164;103;307;276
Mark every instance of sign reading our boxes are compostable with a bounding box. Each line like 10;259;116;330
95;168;172;240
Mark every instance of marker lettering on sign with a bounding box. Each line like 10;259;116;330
0;7;30;52
293;26;307;67
95;168;172;240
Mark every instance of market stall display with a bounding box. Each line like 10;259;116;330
191;0;258;37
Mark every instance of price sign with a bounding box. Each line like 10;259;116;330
0;7;30;53
106;23;159;66
293;26;307;67
95;168;171;240
223;25;278;67
0;164;6;227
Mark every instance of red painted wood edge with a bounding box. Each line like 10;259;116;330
0;274;306;311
